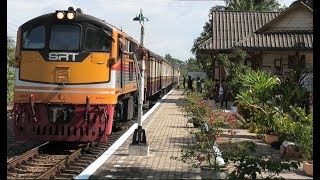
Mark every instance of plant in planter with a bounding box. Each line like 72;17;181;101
272;105;313;176
183;92;218;127
171;129;227;179
221;141;299;179
234;68;283;144
203;79;216;100
171;110;242;179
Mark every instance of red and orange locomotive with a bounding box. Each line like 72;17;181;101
12;7;180;142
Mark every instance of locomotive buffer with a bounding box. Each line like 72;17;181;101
129;47;149;156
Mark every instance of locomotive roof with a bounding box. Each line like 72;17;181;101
147;50;173;66
20;12;114;32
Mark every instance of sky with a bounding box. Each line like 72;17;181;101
7;0;296;61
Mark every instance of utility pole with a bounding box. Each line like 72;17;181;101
129;9;149;156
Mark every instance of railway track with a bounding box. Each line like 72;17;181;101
7;120;134;179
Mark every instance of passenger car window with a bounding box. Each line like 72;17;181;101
85;27;112;52
22;26;45;49
50;25;80;51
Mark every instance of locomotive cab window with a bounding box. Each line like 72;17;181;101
85;27;112;52
49;25;80;51
22;26;45;49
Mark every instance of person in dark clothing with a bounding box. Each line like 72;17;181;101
219;79;226;108
183;76;186;89
187;76;194;92
182;75;193;95
196;77;202;92
214;79;219;103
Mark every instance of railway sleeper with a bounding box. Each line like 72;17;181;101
55;174;76;179
24;161;57;166
59;169;81;175
14;166;48;173
81;153;98;159
11;168;45;175
31;158;62;164
69;162;88;168
78;156;95;162
8;172;41;178
36;155;67;160
75;159;94;164
88;149;103;154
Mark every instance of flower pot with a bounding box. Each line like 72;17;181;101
303;161;313;177
264;134;279;144
200;166;227;179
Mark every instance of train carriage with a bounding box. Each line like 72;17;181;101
12;7;179;143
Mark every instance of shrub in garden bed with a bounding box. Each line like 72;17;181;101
274;106;313;161
220;141;299;179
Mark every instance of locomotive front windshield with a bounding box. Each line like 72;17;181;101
22;26;46;49
22;24;113;52
50;25;81;51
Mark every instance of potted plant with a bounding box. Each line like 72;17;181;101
183;92;216;128
176;130;227;179
249;108;279;145
172;110;242;179
274;106;313;176
299;120;313;176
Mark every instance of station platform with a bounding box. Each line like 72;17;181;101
84;89;200;179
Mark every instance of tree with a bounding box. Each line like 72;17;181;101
164;54;188;77
186;57;202;72
7;36;15;67
225;0;283;11
7;36;16;103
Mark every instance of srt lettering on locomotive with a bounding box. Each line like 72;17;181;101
48;52;79;61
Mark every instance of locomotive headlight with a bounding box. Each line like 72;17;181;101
57;12;65;19
67;12;75;20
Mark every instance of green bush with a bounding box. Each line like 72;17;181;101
203;79;216;100
274;106;313;160
7;68;14;103
237;104;255;121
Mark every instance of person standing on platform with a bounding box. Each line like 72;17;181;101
214;79;220;103
219;79;226;108
187;75;194;92
183;76;186;89
196;77;202;92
